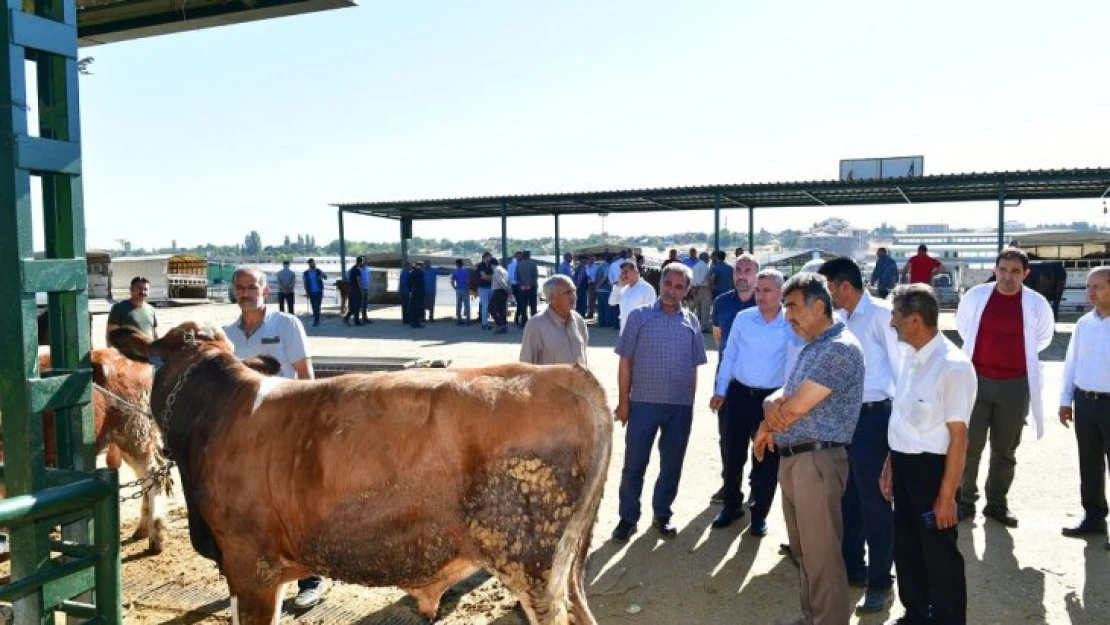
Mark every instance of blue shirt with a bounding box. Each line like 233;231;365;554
871;255;899;290
711;290;757;352
775;322;864;447
714;307;803;394
303;269;322;294
399;268;411;291
451;267;470;290
710;262;733;297
360;266;370;289
681;257;699;268
558;261;572;277
423;266;438;292
615;301;708;406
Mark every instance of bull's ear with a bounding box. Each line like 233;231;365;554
109;327;155;362
242;354;282;376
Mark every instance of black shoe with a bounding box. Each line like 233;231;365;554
749;517;768;537
847;575;868;588
711;508;745;529
958;502;976;522
710;486;725;504
856;587;893;613
611;520;636;543
653;517;677;538
983;504;1019;528
1062;518;1107;537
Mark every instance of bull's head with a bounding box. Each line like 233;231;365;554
110;322;281;375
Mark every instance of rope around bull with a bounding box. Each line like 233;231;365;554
91;381;176;502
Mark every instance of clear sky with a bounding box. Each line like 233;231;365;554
40;0;1110;250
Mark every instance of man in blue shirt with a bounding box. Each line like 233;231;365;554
870;247;900;299
302;258;327;328
682;247;699;268
450;259;471;325
611;263;708;542
755;272;864;625
423;261;438;322
558;253;572;277
709;251;734;300
709;269;801;535
398;262;412;324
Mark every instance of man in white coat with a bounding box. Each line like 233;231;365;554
955;248;1054;527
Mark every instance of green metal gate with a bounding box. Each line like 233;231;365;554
0;0;121;623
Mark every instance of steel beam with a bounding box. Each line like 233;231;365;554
748;207;755;253
997;185;1006;252
554;213;560;269
713;192;721;253
500;199;508;262
337;208;346;276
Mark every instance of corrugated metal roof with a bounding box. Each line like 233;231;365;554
333;168;1110;221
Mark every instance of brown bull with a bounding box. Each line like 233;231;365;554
112;322;612;625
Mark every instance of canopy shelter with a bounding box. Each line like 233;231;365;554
332;167;1110;274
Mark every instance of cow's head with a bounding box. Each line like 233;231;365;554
110;322;281;375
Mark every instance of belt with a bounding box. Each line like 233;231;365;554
779;441;847;458
862;398;892;411
1077;387;1110;401
730;381;778;397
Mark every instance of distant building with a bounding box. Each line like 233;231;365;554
797;218;870;259
906;224;949;234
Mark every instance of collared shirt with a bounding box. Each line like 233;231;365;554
303;268;325;294
691;260;710;286
399;267;411;291
681;256;699;268
711;290;756;352
775;322;864;447
517;259;539;288
519;307;589;366
492;266;510;291
715;307;802;394
618;279;657;333
360;266;371;290
1061;308;1110;405
615;301;708;406
558;261;572;277
870;255;899;290
224;308;310;379
423;266;437;293
585;263;596;284
276;268;296;294
888;333;977;455
451;267;470;290
608;260;624;287
595;263;611;290
836;292;903;402
710;262;733;296
107;300;158;339
508;260;519;285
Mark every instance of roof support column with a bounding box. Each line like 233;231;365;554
748;206;755;254
338;208;347;276
400;217;412;268
554;213;561;270
500;199;508;262
997;184;1006;252
713;192;721;253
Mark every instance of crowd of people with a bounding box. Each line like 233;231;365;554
104;244;1110;624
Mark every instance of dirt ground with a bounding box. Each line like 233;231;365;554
84;302;1107;624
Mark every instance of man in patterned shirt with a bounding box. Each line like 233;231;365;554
755;272;864;625
611;262;708;542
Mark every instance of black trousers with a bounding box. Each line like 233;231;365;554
408;290;425;326
892;451;966;625
490;289;509;327
720;380;780;521
278;292;295;314
1075;391;1110;519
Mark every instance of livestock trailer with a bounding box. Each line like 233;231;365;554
110;254;208;305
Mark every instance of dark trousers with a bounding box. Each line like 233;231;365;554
361;288;370;321
892;451;966;625
298;575;322;592
1074;391;1110;519
344;287;363;324
596;290;612;327
575;281;589;316
512;285;524;325
400;291;411;323
618;402;694;523
307;292;323;326
278;292;295;314
960;375;1029;508
842;401;895;589
720;381;780;521
408;291;425;327
490;289;509;327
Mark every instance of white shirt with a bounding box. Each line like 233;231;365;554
956;283;1055;438
608;261;624;287
618;279;657;333
888;333;978;455
224;308;310;380
836;293;904;402
691;260;710;287
714;307;803;394
1060;309;1110;405
492;265;510;291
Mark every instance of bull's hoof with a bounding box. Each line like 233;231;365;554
147;520;167;554
131;525;149;540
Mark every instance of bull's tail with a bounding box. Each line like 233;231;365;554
551;365;611;625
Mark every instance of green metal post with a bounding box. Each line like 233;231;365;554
713;192;721;253
338;208;347;275
400;217;411;268
554;213;560;269
92;469;121;624
748;207;755;253
997;184;1006;251
500;199;508;262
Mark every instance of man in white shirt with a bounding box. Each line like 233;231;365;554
955;248;1054;527
819;257;903;612
223;267;323;608
708;269;800;535
616;261;656;334
882;283;976;625
1059;266;1110;544
607;251;628;330
690;252;712;331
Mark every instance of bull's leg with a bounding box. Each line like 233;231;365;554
227;584;282;625
124;454;166;554
105;444;122;470
402;559;480;622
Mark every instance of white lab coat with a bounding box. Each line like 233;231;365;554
955;283;1055;438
